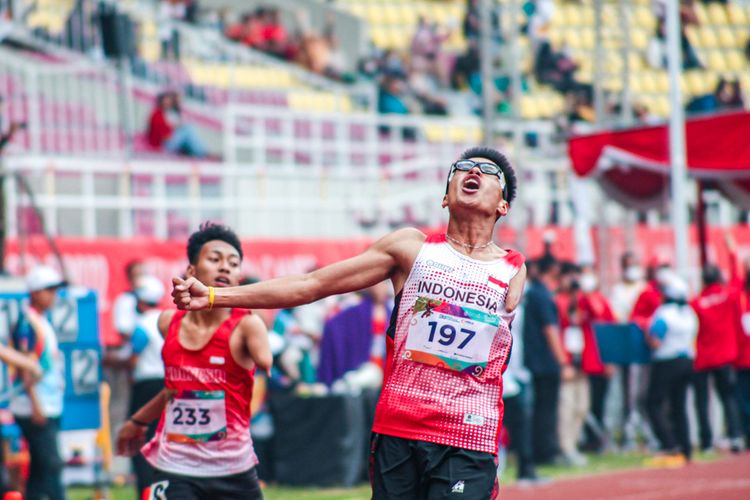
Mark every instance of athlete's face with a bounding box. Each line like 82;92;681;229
187;240;242;288
441;157;508;219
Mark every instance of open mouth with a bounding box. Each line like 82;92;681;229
462;176;481;193
214;276;231;287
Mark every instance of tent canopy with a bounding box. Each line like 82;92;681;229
568;111;750;209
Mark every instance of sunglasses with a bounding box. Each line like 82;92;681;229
448;159;507;198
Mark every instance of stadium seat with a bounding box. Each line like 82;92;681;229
707;3;729;25
717;27;739;49
727;4;747;25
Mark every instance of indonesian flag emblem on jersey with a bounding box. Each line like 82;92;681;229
373;234;525;455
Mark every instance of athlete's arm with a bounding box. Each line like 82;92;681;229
240;313;273;374
173;228;424;311
0;344;41;376
505;264;527;312
116;388;171;457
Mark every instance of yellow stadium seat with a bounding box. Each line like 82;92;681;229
717;27;739;49
707;3;728;25
423;124;449;143
634;6;656;30
699;27;720;49
694;3;709;25
727;4;747;25
706;51;728;72
631;29;649;50
366;4;386;25
725;50;746;72
520;95;541;120
654;96;670;117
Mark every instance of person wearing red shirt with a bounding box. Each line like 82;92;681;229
690;264;743;452
726;235;750;449
146;92;207;157
116;223;272;499
578;270;616;453
171;148;527;499
555;265;589;466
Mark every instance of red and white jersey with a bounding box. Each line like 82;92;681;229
372;233;524;454
142;309;258;477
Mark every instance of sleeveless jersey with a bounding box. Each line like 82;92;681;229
142;309;258;477
372;234;524;454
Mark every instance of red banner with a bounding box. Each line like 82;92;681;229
6;226;750;345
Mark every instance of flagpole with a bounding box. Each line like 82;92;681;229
665;0;690;279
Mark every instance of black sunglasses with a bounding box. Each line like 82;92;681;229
447;159;507;198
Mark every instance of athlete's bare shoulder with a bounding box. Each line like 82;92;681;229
232;311;271;371
157;309;177;337
237;311;267;335
378;227;426;258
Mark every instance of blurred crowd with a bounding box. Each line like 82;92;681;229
503;232;750;483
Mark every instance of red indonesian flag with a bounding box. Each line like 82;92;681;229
488;275;508;289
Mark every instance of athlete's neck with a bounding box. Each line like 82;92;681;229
186;308;231;328
445;219;500;257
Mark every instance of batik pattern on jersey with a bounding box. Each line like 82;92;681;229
142;309;258;477
372;234;524;454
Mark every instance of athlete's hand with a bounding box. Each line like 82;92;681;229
116;420;148;457
172;276;210;310
561;364;576;382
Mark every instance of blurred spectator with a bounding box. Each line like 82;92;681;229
633;103;660;125
578;268;616;453
112;260;146;342
609;252;652;450
690;264;743;452
317;281;391;388
727;235;750;448
645;274;697;465
410;17;451;86
0;96;24;155
260;8;290;59
502;287;540;483
128;276;166;496
12;266;66;500
555;263;589;466
158;0;185;60
377;74;411;115
630;257;669;333
648;0;702;70
523;258;569;465
687;78;744;114
147;91;207;157
534;40;579;94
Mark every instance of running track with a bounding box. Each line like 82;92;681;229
502;454;750;500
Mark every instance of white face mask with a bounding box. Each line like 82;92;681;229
624;266;642;282
580;273;598;293
655;267;671;285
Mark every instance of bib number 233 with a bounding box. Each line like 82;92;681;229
165;390;227;444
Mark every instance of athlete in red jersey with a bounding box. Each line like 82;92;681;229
172;147;527;499
116;223;272;499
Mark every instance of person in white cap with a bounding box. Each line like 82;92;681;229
11;265;66;500
644;273;697;468
128;275;167;496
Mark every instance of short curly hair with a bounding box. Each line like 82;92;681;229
186;222;243;264
457;146;517;204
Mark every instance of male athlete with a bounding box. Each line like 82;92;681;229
173;147;526;499
116;223;272;499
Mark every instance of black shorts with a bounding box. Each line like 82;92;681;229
144;466;263;500
369;433;499;500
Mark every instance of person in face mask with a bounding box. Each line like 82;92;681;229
630;256;670;334
611;252;645;323
577;267;616;453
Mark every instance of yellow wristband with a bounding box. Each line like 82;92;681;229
208;286;215;310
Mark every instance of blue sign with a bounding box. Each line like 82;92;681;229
594;322;652;365
0;289;102;430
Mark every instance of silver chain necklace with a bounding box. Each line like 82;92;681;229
445;233;494;250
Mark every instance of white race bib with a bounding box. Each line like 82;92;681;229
165;390;227;444
403;297;499;378
742;312;750;336
563;326;584;355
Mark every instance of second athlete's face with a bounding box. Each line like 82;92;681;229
188;240;242;288
442;157;508;219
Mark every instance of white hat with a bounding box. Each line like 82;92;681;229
26;265;65;293
134;275;165;305
663;274;689;301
